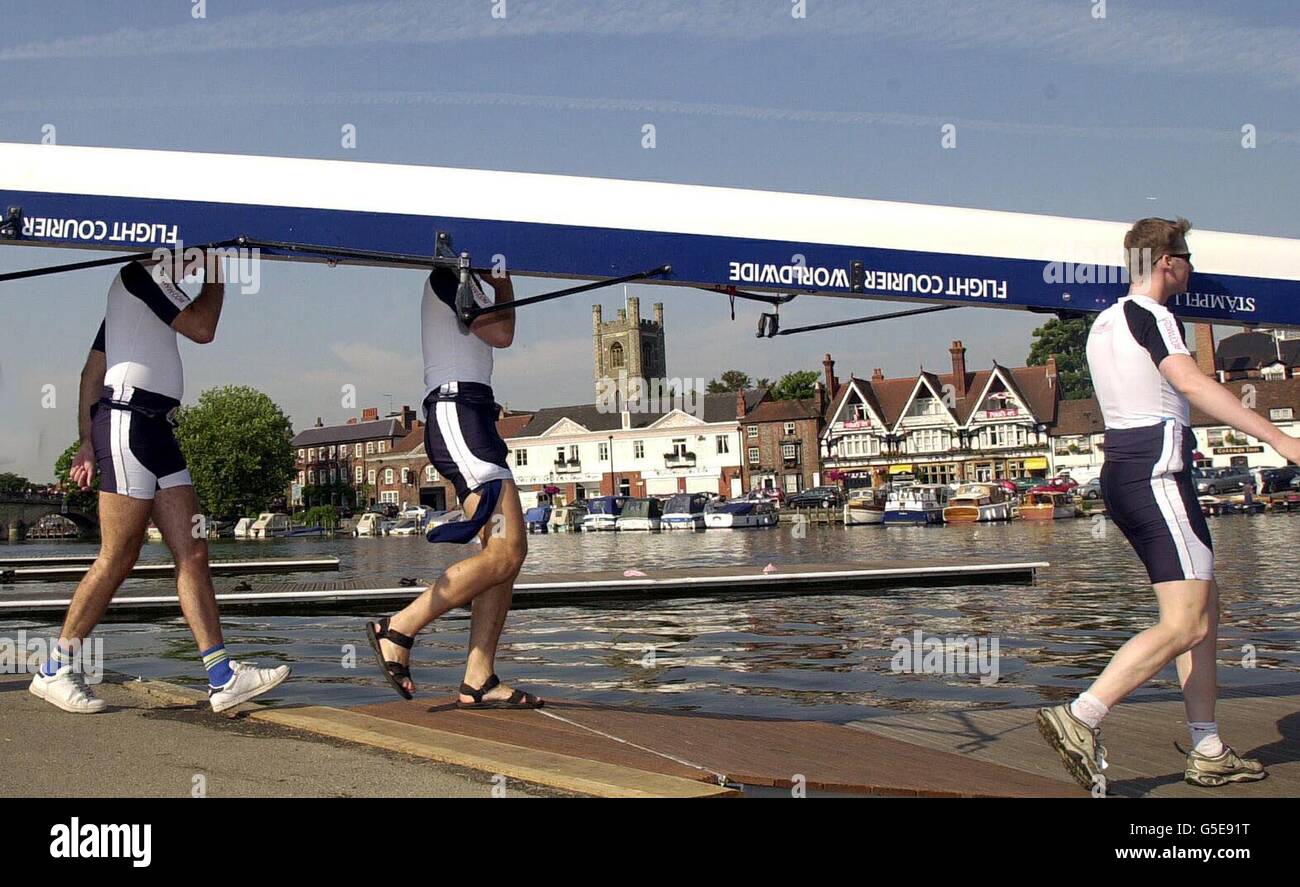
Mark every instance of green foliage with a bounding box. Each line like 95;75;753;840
297;505;339;528
299;481;357;510
1027;316;1095;400
706;370;752;394
0;472;31;495
173;386;296;520
769;370;820;401
54;442;98;514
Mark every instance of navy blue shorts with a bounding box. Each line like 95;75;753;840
91;387;190;500
423;382;513;504
1101;420;1213;583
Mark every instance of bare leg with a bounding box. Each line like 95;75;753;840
1085;578;1215;709
152;485;223;652
1176;579;1220;724
461;580;516;694
378;480;527;694
58;492;152;643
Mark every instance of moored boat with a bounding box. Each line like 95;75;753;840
882;485;949;525
616;497;663;531
524;504;552;533
547;503;587;532
703;498;778;528
662;492;709;529
582;495;629;532
843;488;888;526
942;483;1013;523
1021;487;1076;520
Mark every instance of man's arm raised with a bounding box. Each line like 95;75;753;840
1161;353;1300;464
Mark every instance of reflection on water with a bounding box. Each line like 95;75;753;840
4;514;1298;722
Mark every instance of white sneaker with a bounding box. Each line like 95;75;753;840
29;666;108;714
208;661;290;713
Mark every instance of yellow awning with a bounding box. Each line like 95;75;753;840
1024;457;1049;470
889;463;914;474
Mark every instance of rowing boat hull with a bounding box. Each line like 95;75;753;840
3;143;1299;326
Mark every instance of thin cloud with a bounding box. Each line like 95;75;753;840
2;88;1293;146
2;1;1298;90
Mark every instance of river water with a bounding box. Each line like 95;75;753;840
4;514;1298;722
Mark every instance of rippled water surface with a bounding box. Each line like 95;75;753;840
5;514;1298;722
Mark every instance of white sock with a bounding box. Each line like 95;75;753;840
1189;722;1224;757
1070;692;1109;729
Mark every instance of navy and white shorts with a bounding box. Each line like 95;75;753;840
1101;419;1213;584
423;382;514;504
91;386;191;500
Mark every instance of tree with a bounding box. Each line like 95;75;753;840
1027;316;1094;400
54;442;98;514
173;386;296;519
706;370;752;394
769;370;820;401
0;472;31;496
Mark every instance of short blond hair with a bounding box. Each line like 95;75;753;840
1124;216;1192;278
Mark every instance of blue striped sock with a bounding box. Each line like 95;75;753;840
201;643;234;688
42;641;74;676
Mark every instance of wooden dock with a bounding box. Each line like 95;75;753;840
850;681;1300;797
0;558;1046;618
0;556;340;583
258;697;1080;797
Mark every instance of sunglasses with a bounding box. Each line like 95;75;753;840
1168;252;1192;262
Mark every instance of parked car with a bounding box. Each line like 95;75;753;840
1046;475;1079;491
1078;478;1102;500
786;486;845;510
1012;477;1042;494
1256;465;1299;494
1194;466;1253;495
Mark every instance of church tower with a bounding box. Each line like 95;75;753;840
593;291;666;404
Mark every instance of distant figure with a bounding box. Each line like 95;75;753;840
364;266;540;709
30;254;289;714
1037;217;1300;792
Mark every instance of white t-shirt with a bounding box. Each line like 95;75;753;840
97;262;192;402
421;269;495;401
1086;293;1191;430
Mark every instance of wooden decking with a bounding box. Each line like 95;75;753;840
0;558;1045;618
0;556;339;583
334;697;1079;797
850;681;1300;797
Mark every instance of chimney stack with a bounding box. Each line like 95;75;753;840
813;381;825;416
822;353;839;399
362;407;379;423
314;417;323;428
735;388;747;419
949;341;968;399
1046;355;1059;389
1193;323;1217;377
871;368;884;383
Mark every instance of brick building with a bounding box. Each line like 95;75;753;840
737;378;828;495
291;406;414;510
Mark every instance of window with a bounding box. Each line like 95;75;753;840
355;467;364;483
747;425;758;438
1207;428;1226;446
599;443;609;461
308;470;316;484
378;441;387;454
1262;365;1287;381
783;474;801;494
515;449;528;467
365;441;375;455
329;446;336;459
748;447;760;464
1270;408;1294;421
908;428;951;453
380;491;398;505
297;448;305;461
367;469;376;484
783;422;796;436
907;395;947;418
424;465;436;482
401;468;409;485
851;404;868;421
610;342;625;368
355;444;362;458
839;433;880;458
918;463;958;485
329;469;336;483
634;440;645;459
298;472;305;486
671;438;687;457
384;468;394;485
781;443;798;462
716;435;730;454
308;448;316;462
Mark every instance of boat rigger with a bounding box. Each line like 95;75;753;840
2;141;1299;327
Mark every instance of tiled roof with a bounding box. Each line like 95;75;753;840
1190;377;1300;426
1217;331;1300;373
510;389;766;438
292;419;404;447
1052;398;1105;436
824;363;1058;428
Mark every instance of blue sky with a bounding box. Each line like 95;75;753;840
2;0;1298;480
